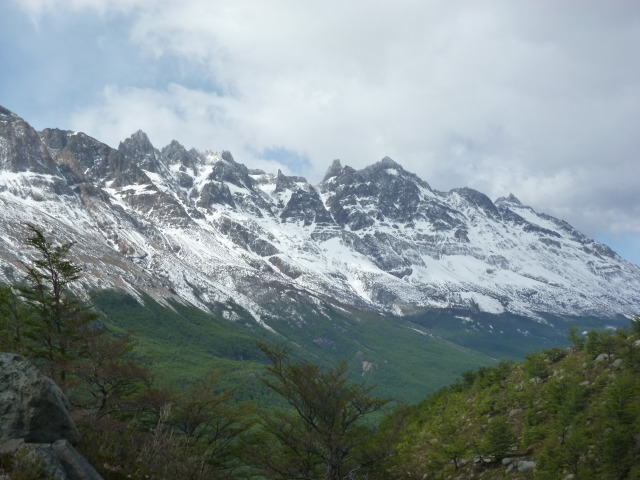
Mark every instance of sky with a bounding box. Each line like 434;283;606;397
1;0;639;266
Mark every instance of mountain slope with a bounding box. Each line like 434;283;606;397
1;104;639;400
2;105;638;322
385;322;640;479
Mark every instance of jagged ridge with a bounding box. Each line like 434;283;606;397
0;105;639;331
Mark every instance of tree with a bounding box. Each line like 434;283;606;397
560;425;588;476
430;395;469;470
17;224;98;380
548;376;587;444
168;369;255;473
0;285;29;353
523;353;549;380
566;326;584;350
479;417;515;461
251;343;392;480
584;329;617;359
66;331;151;417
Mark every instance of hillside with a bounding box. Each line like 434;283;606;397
90;289;494;403
384;321;640;479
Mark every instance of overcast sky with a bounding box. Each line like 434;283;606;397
1;0;639;265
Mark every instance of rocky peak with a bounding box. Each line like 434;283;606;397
193;150;279;215
161;141;201;193
43;130;151;188
274;169;309;194
0;105;18;120
0;106;59;175
220;150;235;163
39;128;70;151
320;158;431;229
365;156;402;172
274;170;334;226
128;129;153;148
322;159;344;182
161;139;185;158
207;151;253;190
118;130;160;172
451;187;500;218
495;193;523;206
364;157;431;190
1;104;639;328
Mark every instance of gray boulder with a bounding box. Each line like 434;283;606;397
0;353;80;444
517;460;537;472
50;440;104;480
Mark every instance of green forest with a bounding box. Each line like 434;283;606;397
1;227;639;479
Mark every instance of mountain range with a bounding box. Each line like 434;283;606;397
1;104;638;398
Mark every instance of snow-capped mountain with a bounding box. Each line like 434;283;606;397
1;105;638;329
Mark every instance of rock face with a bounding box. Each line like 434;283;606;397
0;353;104;480
0;353;79;444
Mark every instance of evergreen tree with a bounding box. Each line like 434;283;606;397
17;224;98;380
479;417;515;461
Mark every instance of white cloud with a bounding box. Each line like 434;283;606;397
69;84;292;175
14;0;640;247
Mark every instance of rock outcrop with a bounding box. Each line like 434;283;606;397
0;353;79;444
0;353;103;480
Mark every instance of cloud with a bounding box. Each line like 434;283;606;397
11;0;640;253
69;84;295;176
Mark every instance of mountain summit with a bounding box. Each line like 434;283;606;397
1;106;638;337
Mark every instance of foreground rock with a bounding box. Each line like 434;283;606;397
0;353;79;444
0;353;103;480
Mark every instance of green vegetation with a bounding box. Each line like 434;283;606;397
405;308;628;360
0;227;396;478
384;319;640;479
2;224;101;382
91;288;496;405
246;343;395;479
90;289;279;403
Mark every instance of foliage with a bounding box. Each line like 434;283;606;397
73;373;253;480
567;325;584;350
13;224;100;380
583;327;620;359
92;288;497;406
523;352;549;380
387;322;640;480
90;289;285;405
479;417;515;460
247;342;393;480
0;284;29;353
65;331;151;416
167;369;255;471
